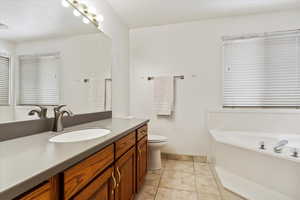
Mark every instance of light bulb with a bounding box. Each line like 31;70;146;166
73;9;81;17
82;17;90;24
61;0;69;7
88;6;97;14
96;14;104;22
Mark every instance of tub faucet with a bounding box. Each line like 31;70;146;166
53;105;74;132
273;140;288;153
259;141;266;150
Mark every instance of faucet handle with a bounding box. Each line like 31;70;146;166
28;106;48;119
259;141;265;150
54;105;66;111
36;105;48;112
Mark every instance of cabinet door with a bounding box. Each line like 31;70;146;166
71;166;116;200
115;147;136;200
64;145;114;200
136;136;148;192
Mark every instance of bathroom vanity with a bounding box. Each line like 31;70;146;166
0;118;149;200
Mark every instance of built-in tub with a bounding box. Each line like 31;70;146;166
210;130;300;200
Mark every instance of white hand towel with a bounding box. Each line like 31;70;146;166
153;76;174;116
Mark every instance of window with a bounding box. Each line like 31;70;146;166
223;30;300;107
0;55;10;105
19;53;60;105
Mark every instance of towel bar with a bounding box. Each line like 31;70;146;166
147;75;184;80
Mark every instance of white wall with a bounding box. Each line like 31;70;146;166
86;0;130;117
130;9;300;156
0;40;15;54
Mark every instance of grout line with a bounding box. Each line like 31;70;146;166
153;159;166;200
193;159;201;200
208;163;226;200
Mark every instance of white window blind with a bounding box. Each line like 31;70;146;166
0;55;9;105
223;31;300;107
19;53;60;105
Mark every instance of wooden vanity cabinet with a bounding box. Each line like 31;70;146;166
136;136;148;192
16;182;51;200
71;166;115;200
115;147;136;200
15;123;148;200
136;125;147;141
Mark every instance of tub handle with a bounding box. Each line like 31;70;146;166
291;148;299;158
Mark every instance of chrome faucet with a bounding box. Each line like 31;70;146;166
273;140;288;153
53;105;74;132
28;105;48;119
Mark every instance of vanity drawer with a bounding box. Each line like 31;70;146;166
17;182;51;200
137;125;148;141
115;132;136;159
64;144;114;200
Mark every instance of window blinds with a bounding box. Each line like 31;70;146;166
19;53;60;105
0;55;9;105
223;31;300;107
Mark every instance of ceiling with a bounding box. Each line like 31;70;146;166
106;0;300;28
0;0;98;43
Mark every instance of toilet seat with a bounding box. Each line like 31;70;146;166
148;135;168;143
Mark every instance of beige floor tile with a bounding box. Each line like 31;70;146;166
197;183;220;195
144;172;161;187
160;170;196;191
221;189;247;200
135;185;157;200
194;163;213;176
155;187;198;200
161;158;167;168
198;192;222;200
195;174;222;200
148;169;164;175
165;159;195;173
196;174;218;188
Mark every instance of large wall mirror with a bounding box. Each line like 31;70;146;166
0;0;112;123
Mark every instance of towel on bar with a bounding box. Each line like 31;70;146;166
153;76;174;116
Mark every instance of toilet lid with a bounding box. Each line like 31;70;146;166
148;135;168;143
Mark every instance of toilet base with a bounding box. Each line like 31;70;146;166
149;148;162;170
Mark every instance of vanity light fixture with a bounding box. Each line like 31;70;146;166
82;17;90;24
61;0;104;31
61;0;70;7
96;14;104;23
73;9;81;17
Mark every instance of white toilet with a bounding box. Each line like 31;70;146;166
148;135;168;170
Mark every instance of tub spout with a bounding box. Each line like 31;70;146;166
273;140;288;153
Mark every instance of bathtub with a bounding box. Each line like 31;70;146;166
209;130;300;200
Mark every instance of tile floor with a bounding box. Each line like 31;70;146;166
135;157;246;200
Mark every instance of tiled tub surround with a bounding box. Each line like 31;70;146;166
135;157;245;200
0;118;148;199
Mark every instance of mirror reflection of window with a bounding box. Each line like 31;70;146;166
0;55;10;105
18;53;60;106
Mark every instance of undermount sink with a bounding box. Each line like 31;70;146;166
49;129;111;143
